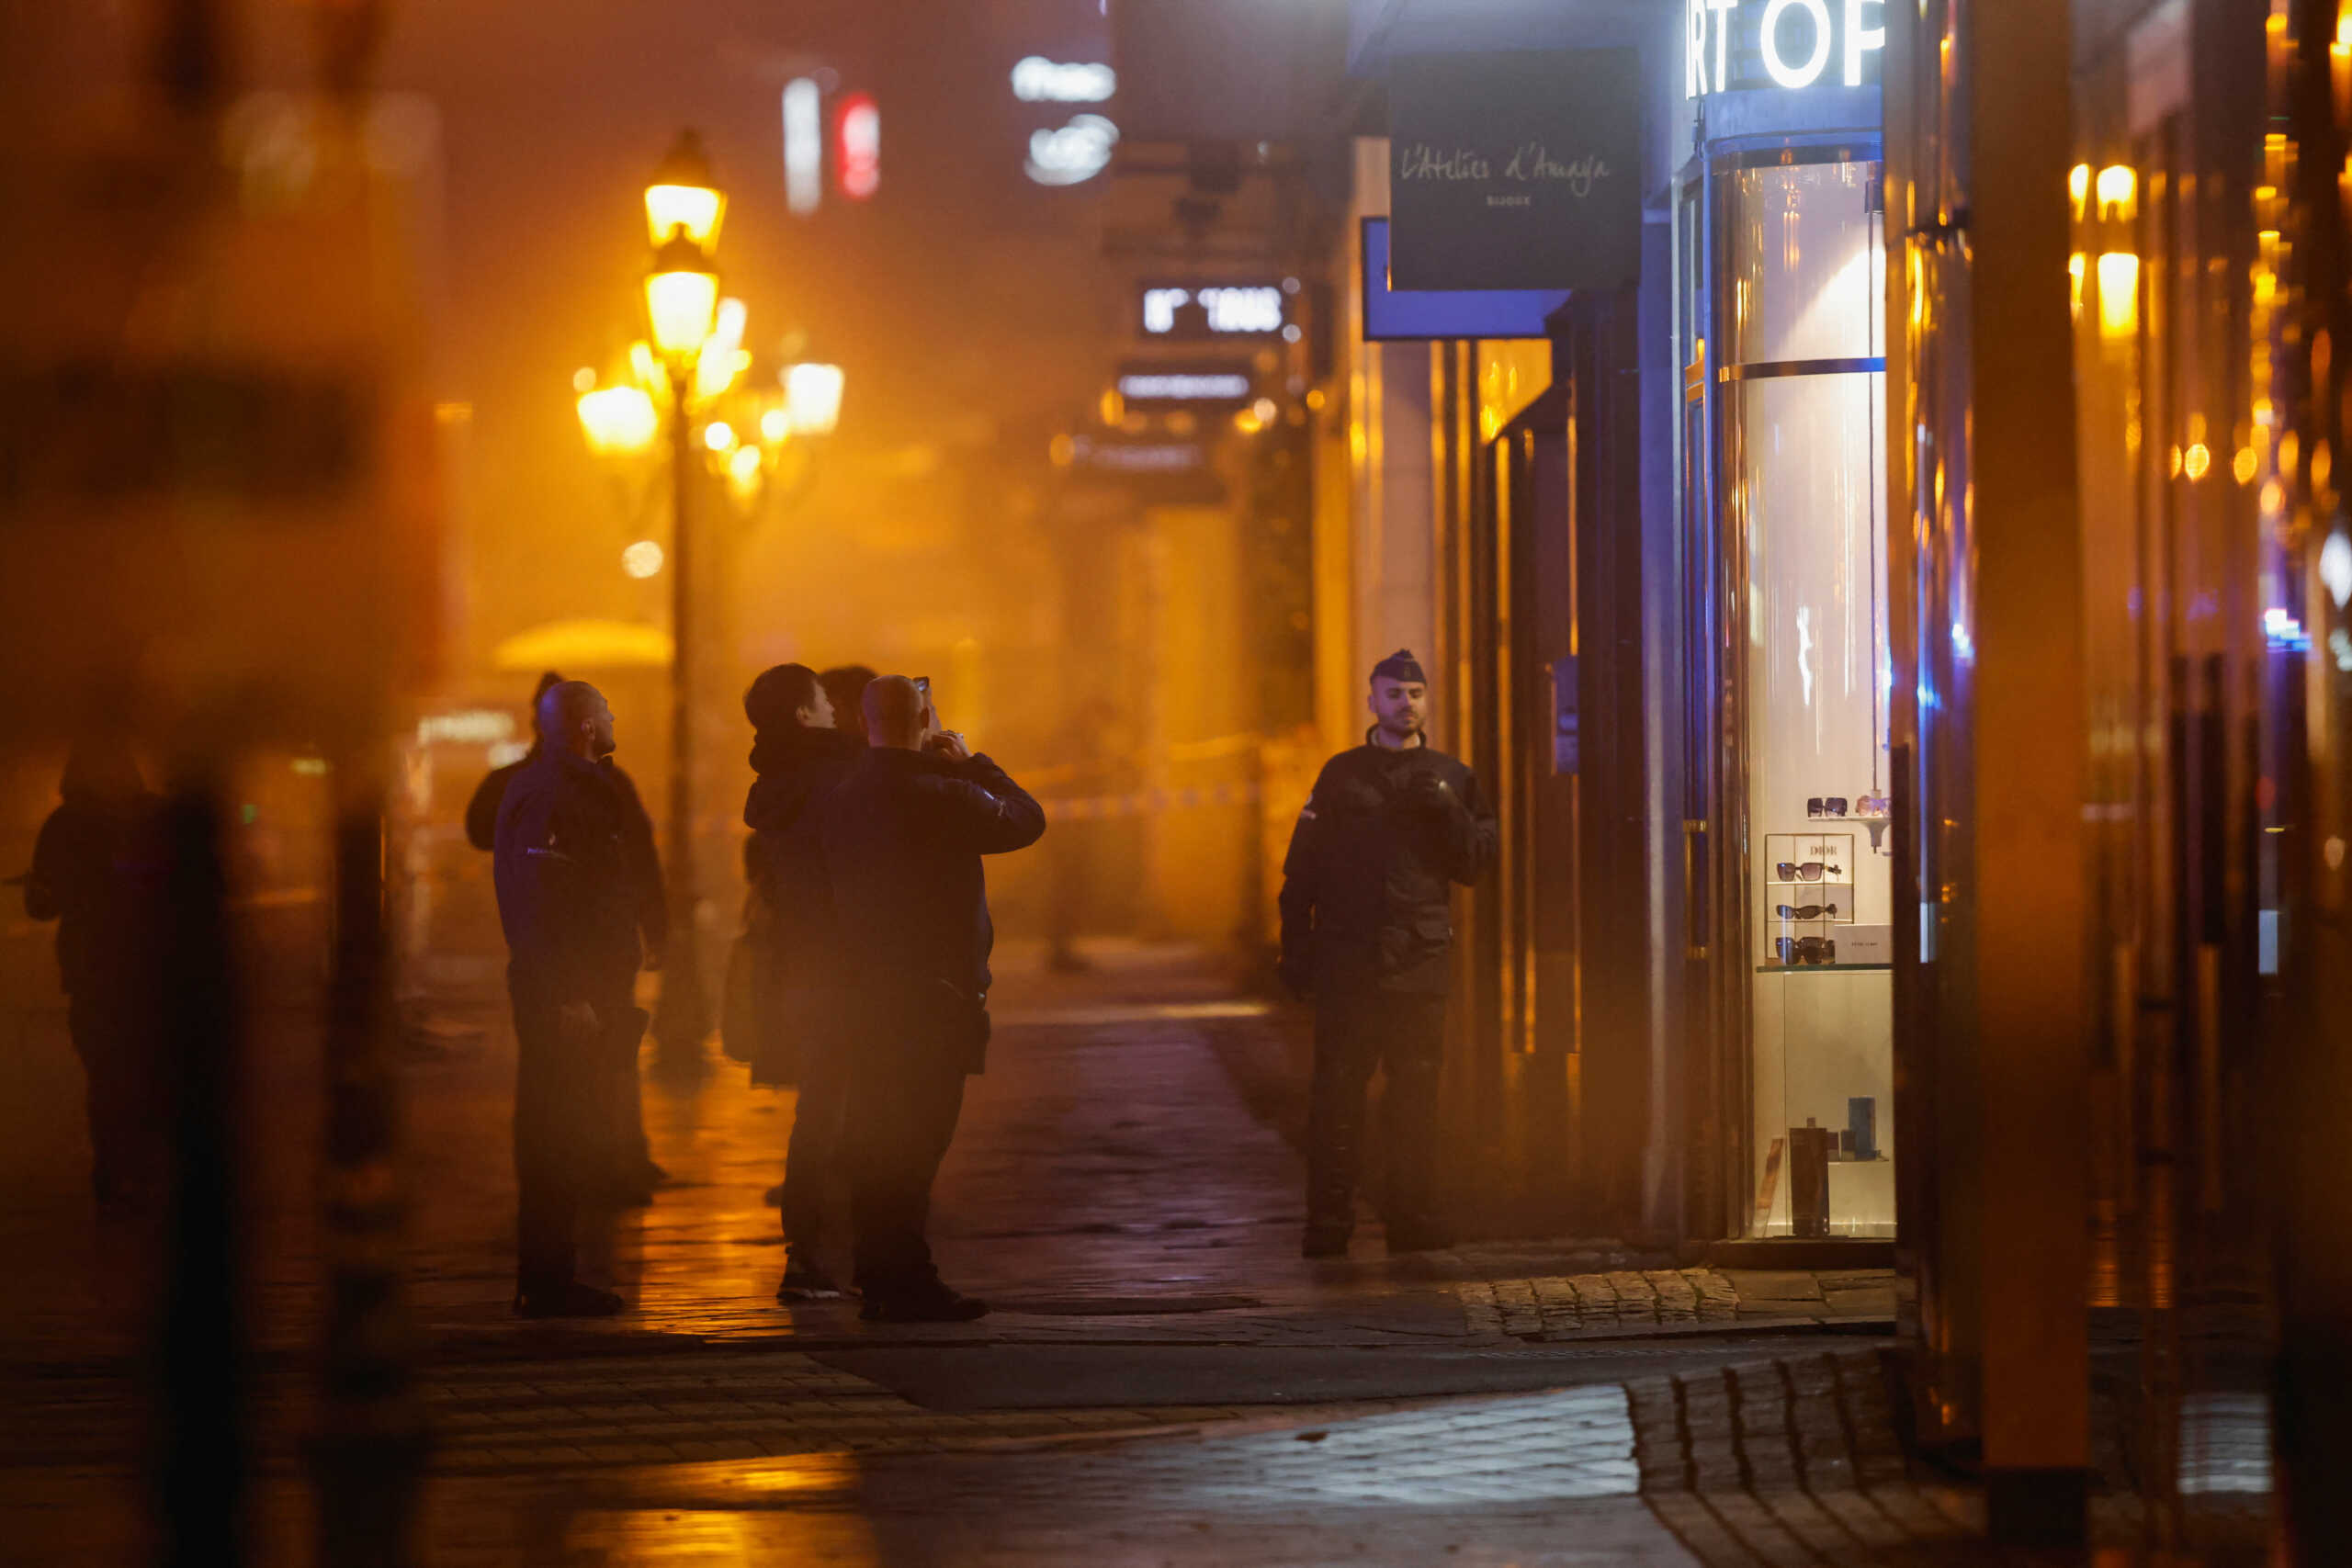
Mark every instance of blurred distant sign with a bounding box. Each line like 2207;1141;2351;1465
783;78;823;214
1140;283;1287;339
1387;50;1641;291
415;709;516;748
1027;113;1118;186
1069;434;1206;472
836;92;880;200
1115;362;1254;408
1063;433;1224;504
1012;57;1116;103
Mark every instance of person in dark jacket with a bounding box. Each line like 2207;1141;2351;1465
741;662;863;1300
469;670;668;1202
818;674;1046;1321
1278;649;1498;1258
24;739;164;1206
492;682;653;1317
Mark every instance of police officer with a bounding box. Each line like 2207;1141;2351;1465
492;681;650;1316
1278;649;1497;1258
469;669;668;1205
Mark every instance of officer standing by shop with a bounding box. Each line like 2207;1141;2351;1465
1277;649;1497;1258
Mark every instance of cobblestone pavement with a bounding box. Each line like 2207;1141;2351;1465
15;921;2163;1567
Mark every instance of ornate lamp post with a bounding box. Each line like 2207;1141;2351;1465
642;131;723;1066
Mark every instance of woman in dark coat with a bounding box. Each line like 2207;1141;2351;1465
741;663;865;1299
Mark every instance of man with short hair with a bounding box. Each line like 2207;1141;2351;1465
741;661;862;1300
818;674;1046;1321
1278;649;1498;1258
492;681;652;1316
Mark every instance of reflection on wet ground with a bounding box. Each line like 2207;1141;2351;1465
0;935;2277;1564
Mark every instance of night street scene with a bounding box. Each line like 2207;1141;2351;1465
6;0;2348;1562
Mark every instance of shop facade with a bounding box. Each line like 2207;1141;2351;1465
1671;12;1893;1246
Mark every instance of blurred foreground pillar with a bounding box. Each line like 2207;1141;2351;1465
1886;0;2091;1544
2275;1;2352;1559
156;784;246;1567
310;774;429;1568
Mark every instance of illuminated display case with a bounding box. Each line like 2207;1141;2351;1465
1679;136;1892;1241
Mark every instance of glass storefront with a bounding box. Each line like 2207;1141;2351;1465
1686;145;1892;1238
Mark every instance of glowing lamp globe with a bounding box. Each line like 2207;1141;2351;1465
644;130;725;249
645;231;720;360
784;361;846;436
577;384;660;455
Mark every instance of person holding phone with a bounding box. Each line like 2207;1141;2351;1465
815;675;1046;1321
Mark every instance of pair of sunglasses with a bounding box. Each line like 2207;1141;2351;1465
1775;936;1837;965
1774;903;1840;919
1775;862;1844;882
1807;796;1849;818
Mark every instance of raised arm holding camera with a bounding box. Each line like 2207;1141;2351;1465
816;674;1046;1321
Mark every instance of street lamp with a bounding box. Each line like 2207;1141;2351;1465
782;361;846;436
643;131;724;1069
643;130;725;250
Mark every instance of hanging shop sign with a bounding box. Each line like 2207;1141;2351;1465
1359;218;1566;341
1686;0;1884;98
1138;282;1288;340
1114;360;1255;409
1386;50;1641;292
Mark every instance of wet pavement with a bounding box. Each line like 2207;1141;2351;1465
0;920;2262;1564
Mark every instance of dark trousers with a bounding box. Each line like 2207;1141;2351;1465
780;1041;850;1251
510;974;634;1298
69;991;158;1201
1306;989;1448;1242
845;1038;967;1297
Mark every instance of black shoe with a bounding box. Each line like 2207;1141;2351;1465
1302;1228;1351;1259
859;1283;989;1323
776;1257;846;1302
514;1282;627;1319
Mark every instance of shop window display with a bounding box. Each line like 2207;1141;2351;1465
1721;157;1893;1236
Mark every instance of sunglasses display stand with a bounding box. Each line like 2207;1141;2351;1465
1752;818;1894;1237
1762;832;1855;955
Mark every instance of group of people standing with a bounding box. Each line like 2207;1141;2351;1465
17;647;1497;1315
485;663;1043;1321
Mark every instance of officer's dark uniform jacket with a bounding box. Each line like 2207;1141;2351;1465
474;746;667;958
492;749;650;1003
817;748;1046;1072
1278;729;1499;993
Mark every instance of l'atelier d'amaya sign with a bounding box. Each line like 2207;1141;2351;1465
1386;50;1641;292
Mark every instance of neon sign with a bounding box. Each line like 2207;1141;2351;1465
1140;285;1286;337
836;93;879;200
1026;113;1117;186
1686;0;1883;96
1011;57;1115;103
